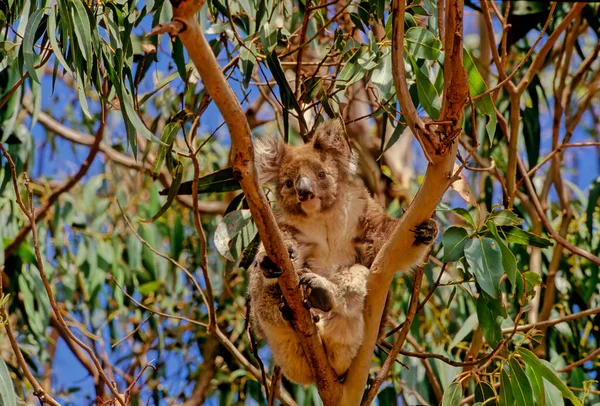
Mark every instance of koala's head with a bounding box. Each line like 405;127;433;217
256;119;355;216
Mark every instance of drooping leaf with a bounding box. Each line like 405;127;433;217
516;348;582;406
408;54;441;118
451;207;476;228
507;358;534;406
48;6;73;76
441;382;462;406
499;369;514;406
475;381;498;406
522;106;541;170
490;209;523;227
161;167;241;196
442;226;469;262
138;280;164;295
504;227;553;248
463;48;497;141
0;357;17;406
526;364;546;406
487;221;517;289
377;386;396;405
371;48;394;99
22;8;45;84
265;50;307;138
142;160;183;223
465;237;504;298
152;122;180;175
239;231;261;270
586;176;600;238
450;312;478;349
476;294;502;347
214;210;253;261
405;27;442;60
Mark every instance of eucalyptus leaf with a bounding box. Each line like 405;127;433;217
0;358;17;406
464;237;503;298
214;210;253;261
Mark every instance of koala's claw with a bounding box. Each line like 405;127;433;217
279;295;295;321
259;255;283;278
299;273;335;313
411;219;439;246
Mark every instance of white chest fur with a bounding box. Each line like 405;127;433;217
291;190;365;276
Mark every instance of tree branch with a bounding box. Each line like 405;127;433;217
341;0;468;403
152;0;342;402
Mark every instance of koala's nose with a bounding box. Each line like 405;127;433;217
296;177;314;201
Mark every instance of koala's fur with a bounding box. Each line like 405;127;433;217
248;119;437;385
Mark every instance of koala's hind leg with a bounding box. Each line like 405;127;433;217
301;264;369;377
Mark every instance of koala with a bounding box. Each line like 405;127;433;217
248;118;438;385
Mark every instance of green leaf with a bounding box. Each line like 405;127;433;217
214;210;252;261
379;123;405;158
371;49;393;99
451;207;476;228
526;364;546;406
505;227;553;248
405;27;442;60
260;22;278;54
442;226;469;262
490;209;523;227
120;85;164;145
475;381;498;405
138;280;164;295
523;106;541;169
487;221;517;289
441;382;462;406
463;48;496;142
161;167;241;196
171;37;187;82
239;231;261;270
543;378;565;406
239;43;256;89
450;312;478;349
152;122;180;175
587;176;600;238
71;0;93;73
476;294;502;347
377;386;396;405
0;357;17;406
75;63;92;119
337;47;367;89
142;160;183;223
48;6;73;76
508;358;534;406
499;369;514;406
516;348;582;406
465;237;503;298
408;54;441;118
23;8;45;84
265;50;307;137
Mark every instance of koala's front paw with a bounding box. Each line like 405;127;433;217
411;219;438;246
278;295;294;321
299;273;335;313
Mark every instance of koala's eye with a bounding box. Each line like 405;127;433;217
318;171;326;179
285;179;293;188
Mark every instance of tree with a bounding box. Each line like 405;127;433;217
0;0;599;405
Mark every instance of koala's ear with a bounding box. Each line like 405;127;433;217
255;135;286;185
312;118;350;156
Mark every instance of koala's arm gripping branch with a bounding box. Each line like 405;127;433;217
158;0;342;402
342;0;468;403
